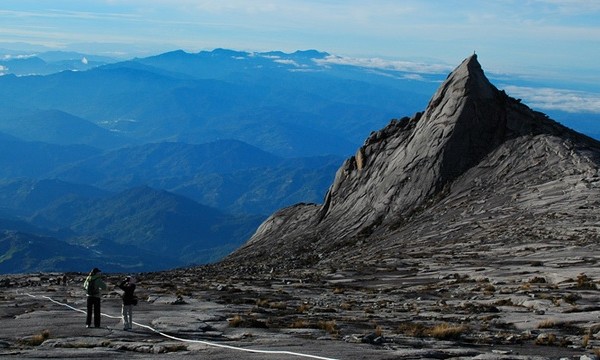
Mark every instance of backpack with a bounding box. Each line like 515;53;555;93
85;279;97;296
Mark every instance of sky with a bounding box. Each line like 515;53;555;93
0;0;599;111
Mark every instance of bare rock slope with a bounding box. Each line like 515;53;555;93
224;54;600;271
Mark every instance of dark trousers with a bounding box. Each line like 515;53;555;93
86;296;101;327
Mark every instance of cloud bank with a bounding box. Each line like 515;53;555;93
314;55;453;75
504;85;600;114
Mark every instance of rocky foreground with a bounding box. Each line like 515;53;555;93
2;240;600;360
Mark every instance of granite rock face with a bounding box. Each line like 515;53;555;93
225;54;600;270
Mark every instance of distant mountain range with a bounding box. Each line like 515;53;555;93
0;48;440;157
0;50;116;76
1;48;598;273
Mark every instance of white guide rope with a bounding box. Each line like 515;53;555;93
19;291;340;360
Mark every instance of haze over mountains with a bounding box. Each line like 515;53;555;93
1;48;598;274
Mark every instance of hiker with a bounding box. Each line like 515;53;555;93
83;267;107;328
118;276;137;330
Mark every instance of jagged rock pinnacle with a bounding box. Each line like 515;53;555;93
415;54;507;184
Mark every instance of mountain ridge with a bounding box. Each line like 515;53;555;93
222;54;600;271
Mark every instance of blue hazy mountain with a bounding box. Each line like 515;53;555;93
47;140;341;214
0;180;263;272
0;131;101;177
0;230;182;274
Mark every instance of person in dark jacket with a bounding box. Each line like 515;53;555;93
84;267;107;328
118;276;137;330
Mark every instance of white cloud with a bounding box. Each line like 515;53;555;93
314;55;453;75
259;54;280;59
273;59;301;67
504;85;600;113
533;0;600;14
2;53;37;60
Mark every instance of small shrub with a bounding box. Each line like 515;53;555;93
297;303;310;313
520;283;532;291
228;314;243;327
317;320;338;335
535;333;558;346
576;273;597;290
256;298;270;307
397;322;427;337
583;334;590;348
529;276;547;284
60;342;96;349
563;293;582;305
493;298;514;306
175;288;193;297
482;284;496;294
340;302;352;310
162;344;188;352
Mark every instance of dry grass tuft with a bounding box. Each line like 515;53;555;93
429;323;469;340
398;322;467;339
20;329;50;346
537;319;559;329
290;319;310;328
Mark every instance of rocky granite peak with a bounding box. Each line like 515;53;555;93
223;55;600;272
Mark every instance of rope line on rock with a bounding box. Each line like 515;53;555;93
18;291;340;360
